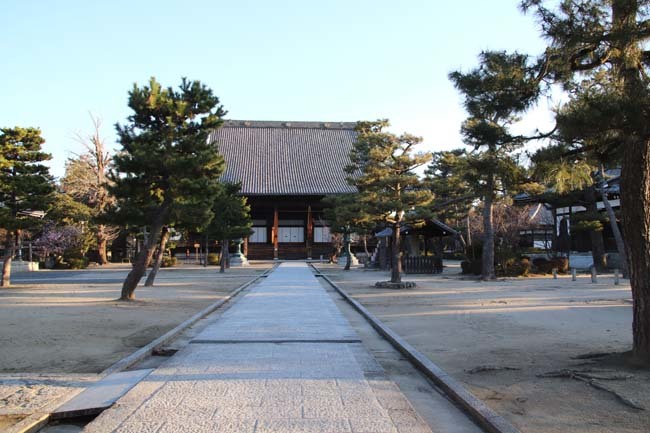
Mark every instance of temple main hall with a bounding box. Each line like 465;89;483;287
208;120;357;260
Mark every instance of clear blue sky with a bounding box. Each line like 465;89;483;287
1;0;552;178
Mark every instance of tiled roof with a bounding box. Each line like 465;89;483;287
209;120;358;196
376;219;458;237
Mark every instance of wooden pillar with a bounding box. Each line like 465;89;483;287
306;205;313;259
273;206;279;260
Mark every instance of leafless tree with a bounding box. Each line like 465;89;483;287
62;114;119;264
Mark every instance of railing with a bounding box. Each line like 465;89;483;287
401;256;443;274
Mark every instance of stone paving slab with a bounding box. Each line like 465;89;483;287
83;263;433;433
52;369;153;420
196;266;357;342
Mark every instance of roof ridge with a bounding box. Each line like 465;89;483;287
222;120;357;130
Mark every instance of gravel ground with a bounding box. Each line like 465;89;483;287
0;263;270;429
316;262;650;433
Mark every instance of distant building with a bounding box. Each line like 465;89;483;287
209;120;357;260
513;169;622;253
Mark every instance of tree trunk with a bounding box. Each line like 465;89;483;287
608;0;650;363
225;239;230;269
144;226;170;287
97;225;109;265
466;213;472;248
601;191;629;278
344;233;352;271
219;238;227;273
550;207;558;253
456;233;467;251
482;174;496;280
204;233;209;268
1;231;15;287
120;208;168;300
391;221;402;283
585;186;608;271
378;238;388;269
333;239;342;263
620;136;650;362
15;229;22;261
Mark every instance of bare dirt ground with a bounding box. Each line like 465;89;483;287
0;263;270;429
316;262;650;433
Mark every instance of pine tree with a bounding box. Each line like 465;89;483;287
0;127;54;286
346;120;432;284
111;77;226;299
449;51;542;280
206;182;253;273
554;79;629;274
529;142;626;274
424;149;476;248
522;0;650;361
323;193;372;270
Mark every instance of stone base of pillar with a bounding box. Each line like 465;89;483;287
229;253;250;267
338;254;359;267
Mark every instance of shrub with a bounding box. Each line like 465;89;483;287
499;257;531;277
532;258;552;273
552;257;569;273
67;257;89;269
461;260;482;275
161;256;177;268
51;255;68;269
207;253;220;265
443;252;466;260
54;260;69;269
532;257;568;274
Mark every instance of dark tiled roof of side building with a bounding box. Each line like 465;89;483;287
208;120;359;196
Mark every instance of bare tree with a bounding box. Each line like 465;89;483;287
62;114;119;264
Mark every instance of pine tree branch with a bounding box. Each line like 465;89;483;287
430;194;476;211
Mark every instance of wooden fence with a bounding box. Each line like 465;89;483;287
401;256;443;274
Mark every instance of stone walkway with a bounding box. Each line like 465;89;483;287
83;263;433;433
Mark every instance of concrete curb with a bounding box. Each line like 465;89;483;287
101;267;275;375
8;267;274;433
313;267;521;433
